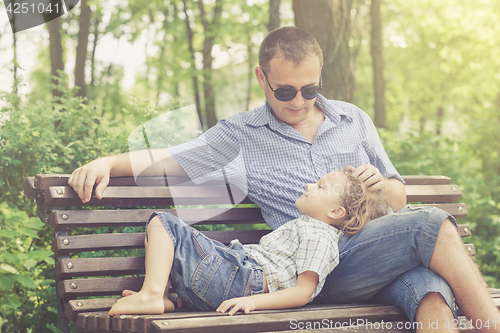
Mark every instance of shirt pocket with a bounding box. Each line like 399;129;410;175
330;143;371;168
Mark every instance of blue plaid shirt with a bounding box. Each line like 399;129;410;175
168;94;402;230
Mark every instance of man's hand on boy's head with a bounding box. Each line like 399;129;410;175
347;164;385;192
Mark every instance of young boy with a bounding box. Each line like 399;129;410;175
108;169;389;316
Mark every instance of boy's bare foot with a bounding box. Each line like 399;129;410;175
120;289;179;312
109;291;174;315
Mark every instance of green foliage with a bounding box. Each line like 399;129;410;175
0;75;185;332
0;203;60;333
380;119;500;287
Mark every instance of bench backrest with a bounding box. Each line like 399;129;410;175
23;174;473;323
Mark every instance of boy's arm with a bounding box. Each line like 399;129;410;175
216;271;319;316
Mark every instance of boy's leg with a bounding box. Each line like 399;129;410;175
109;216;175;315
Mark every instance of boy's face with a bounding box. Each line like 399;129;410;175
295;171;347;225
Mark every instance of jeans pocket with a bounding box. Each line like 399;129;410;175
191;253;238;309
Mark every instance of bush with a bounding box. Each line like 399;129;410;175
0;77;184;332
380;127;500;287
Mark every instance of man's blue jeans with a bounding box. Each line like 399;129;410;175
317;205;458;323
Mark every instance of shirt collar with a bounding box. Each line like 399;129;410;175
300;215;344;236
245;94;353;128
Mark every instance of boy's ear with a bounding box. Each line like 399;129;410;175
327;205;346;220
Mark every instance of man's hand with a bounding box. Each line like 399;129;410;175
347;164;406;212
216;297;256;315
68;157;112;203
347;164;385;192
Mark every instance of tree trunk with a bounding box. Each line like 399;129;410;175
293;0;354;102
371;0;386;128
198;0;223;129
497;92;500;123
45;16;65;99
90;16;100;87
182;0;204;128
436;106;444;136
75;0;91;99
268;0;281;32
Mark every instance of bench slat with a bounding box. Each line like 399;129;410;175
148;305;408;333
49;208;265;229
401;175;450;185
73;289;500;333
55;228;474;278
44;185;251;207
405;184;462;203
58;276;144;298
44;184;462;208
23;177;38;199
56;257;145;278
52;233;145;255
464;244;476;256
34;174;451;190
53;230;269;255
48;204;467;230
411;203;468;218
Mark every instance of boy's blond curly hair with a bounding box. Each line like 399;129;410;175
338;169;390;236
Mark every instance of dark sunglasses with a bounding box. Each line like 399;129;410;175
262;70;322;102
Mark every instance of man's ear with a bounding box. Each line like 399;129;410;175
255;67;266;89
327;206;346;220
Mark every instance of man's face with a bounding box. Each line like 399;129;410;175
256;55;322;126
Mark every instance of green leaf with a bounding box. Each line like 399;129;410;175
7;294;22;309
0;274;16;290
28;250;53;260
17;253;29;260
44;257;55;265
4;211;28;226
0;252;19;264
17;228;40;239
0;230;21;238
17;275;37;289
24;217;45;230
0;264;18;274
23;258;37;269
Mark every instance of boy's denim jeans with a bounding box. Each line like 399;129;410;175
147;212;265;311
317;205;458;323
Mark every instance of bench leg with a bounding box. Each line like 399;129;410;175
55;278;72;333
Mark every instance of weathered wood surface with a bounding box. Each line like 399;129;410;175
22;174;483;333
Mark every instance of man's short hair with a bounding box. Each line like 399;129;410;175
259;26;324;73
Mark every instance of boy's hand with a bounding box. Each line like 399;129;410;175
216;297;256;315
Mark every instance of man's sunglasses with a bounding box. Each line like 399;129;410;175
262;70;322;102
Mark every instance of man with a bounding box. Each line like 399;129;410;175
69;27;499;331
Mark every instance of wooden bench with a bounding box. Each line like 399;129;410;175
23;174;499;333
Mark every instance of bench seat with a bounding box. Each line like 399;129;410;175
23;174;497;333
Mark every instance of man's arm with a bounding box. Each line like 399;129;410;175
348;164;406;213
216;271;318;315
68;149;187;203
